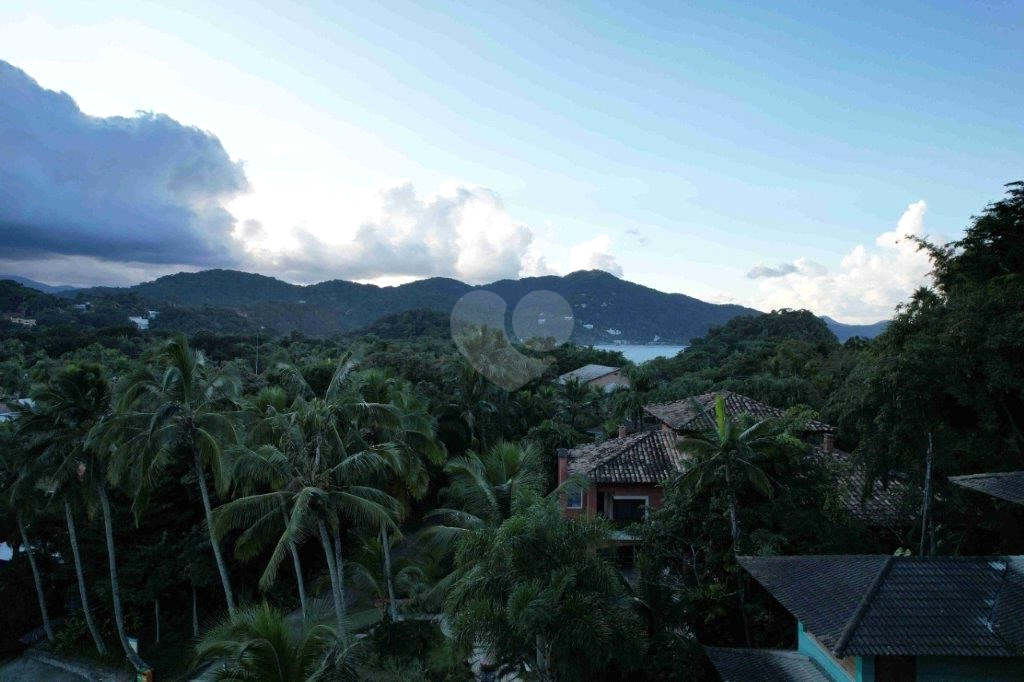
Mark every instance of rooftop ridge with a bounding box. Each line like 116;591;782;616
834;554;895;657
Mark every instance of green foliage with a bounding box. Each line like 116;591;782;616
193;602;349;682
446;494;646;681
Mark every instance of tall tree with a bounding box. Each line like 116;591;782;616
18;363;112;655
116;335;242;616
446;493;645;681
0;424;54;643
214;358;401;639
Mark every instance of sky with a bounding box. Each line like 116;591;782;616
0;1;1021;323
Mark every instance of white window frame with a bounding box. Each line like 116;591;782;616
565;489;584;510
611;495;650;521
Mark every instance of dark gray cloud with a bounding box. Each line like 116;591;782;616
0;60;249;267
747;262;799;279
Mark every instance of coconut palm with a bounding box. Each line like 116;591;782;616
675;395;797;554
17;363;111;655
34;364;154;671
214;358;401;639
115;335;241;616
559;376;595;430
0;423;54;643
431;440;545;533
194;602;352;682
346;368;444;621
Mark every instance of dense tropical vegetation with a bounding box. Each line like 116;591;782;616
0;184;1022;679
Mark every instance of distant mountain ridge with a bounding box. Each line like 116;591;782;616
12;268;888;343
0;275;78;294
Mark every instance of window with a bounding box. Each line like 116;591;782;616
612;496;647;522
566;490;583;509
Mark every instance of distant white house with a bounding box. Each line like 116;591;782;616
0;398;32;423
556;364;630;392
128;316;150;330
7;316;37;328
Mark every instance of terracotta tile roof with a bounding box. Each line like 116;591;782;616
950;471;1024;506
740;555;1024;658
565;429;683;485
644;391;833;433
704;647;831;682
817;447;918;527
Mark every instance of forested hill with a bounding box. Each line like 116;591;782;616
23;268;886;343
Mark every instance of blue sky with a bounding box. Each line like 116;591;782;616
0;1;1021;322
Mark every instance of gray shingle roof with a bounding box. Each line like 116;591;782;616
645;391;833;433
740;555;1024;658
704;647;832;682
556;364;620;385
950;471;1024;505
565;430;682;484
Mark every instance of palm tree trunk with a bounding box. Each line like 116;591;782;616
332;524;349;626
724;468;752;647
919;432;934;557
99;486;149;672
280;503;308;619
154;598;160;644
381;525;399;621
194;453;236;616
192;583;199;638
318;520;347;642
17;513;54;643
64;500;106;654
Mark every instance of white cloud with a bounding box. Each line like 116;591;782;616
751;201;932;323
568;234;623;276
243;182;551;284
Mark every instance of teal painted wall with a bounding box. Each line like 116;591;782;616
916;656;1024;681
797;622;855;681
856;656;874;682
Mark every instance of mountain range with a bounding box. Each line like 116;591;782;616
6;269;887;343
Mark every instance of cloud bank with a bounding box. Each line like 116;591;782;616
0;60;250;276
242;182;555;284
751;201;933;323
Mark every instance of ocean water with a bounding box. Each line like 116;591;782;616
593;344;687;364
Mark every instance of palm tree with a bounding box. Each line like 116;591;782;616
115;336;241;616
194;602;351;682
226;386;311;619
675;395;792;554
38;365;155;671
347;368;445;621
610;367;656;433
432;440;545;533
445;493;644;680
0;424;54;643
559;376;595;430
17;363;110;655
675;394;799;647
214;358;401;639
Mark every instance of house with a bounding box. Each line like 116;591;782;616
558;391;914;528
0;398;32;423
555;364;629;392
644;391;833;435
128;316;150;330
7;316;37;328
706;554;1024;682
950;471;1024;505
558;429;682;523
